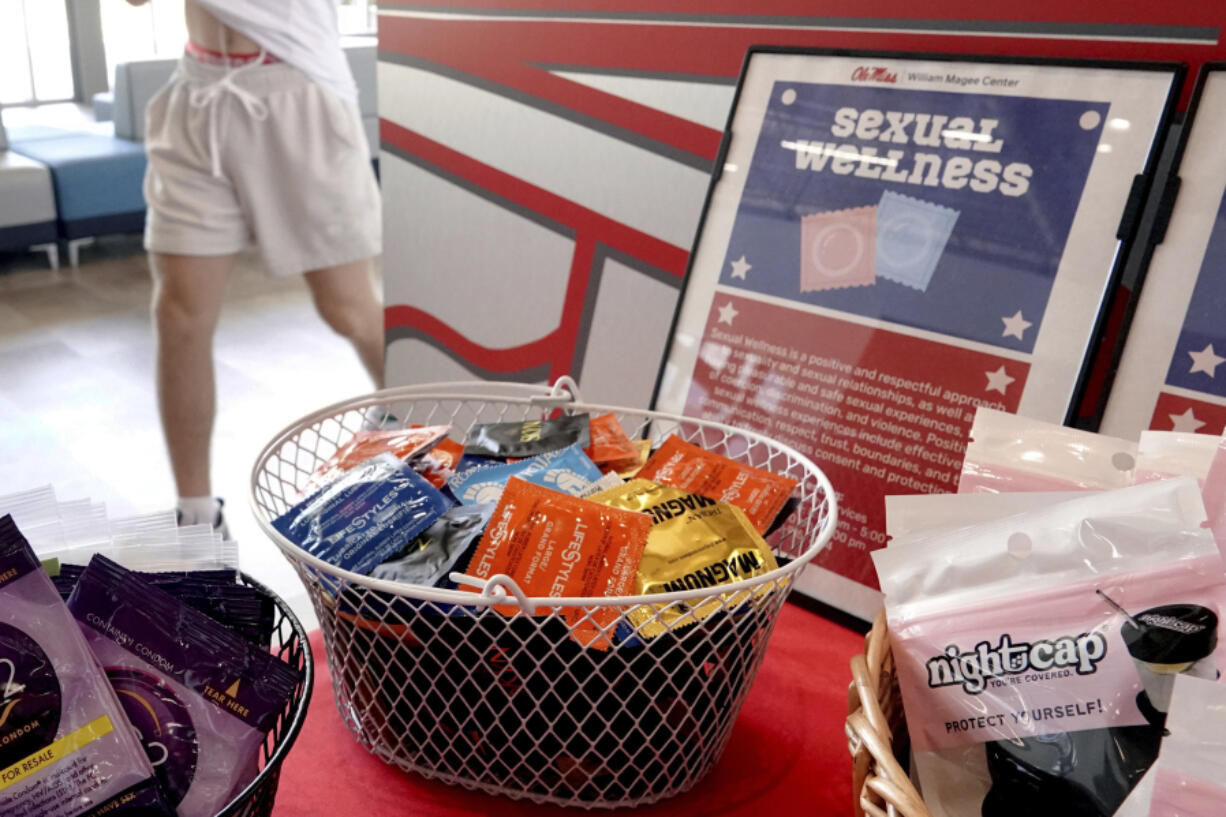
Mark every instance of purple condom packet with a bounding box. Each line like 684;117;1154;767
272;453;453;576
68;555;301;817
0;516;172;817
54;567;274;646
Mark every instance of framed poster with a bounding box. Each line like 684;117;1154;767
652;48;1182;622
1102;65;1226;439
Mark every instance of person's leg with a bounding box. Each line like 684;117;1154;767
304;258;385;388
152;252;237;500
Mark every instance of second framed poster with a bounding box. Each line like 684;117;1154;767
652;49;1181;621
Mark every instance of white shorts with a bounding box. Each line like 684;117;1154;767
143;55;381;277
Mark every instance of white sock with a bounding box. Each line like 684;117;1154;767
177;496;218;526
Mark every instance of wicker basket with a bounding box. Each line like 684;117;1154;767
846;610;931;817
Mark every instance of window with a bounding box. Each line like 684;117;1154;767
337;0;378;36
0;0;75;106
101;1;187;86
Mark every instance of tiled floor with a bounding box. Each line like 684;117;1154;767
0;237;381;628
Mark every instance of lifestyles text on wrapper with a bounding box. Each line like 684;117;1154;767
0;516;173;817
458;478;651;649
588;479;779;640
635;435;798;534
272;453;453;577
873;479;1226;817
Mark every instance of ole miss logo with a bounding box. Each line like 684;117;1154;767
851;66;898;83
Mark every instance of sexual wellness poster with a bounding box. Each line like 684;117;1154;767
655;56;1176;618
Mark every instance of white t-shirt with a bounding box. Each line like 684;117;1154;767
195;0;357;101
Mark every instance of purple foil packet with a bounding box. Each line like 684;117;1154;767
0;516;172;817
68;555;301;817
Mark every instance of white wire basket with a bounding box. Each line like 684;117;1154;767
249;378;837;809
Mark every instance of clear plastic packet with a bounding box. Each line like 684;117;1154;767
68;555;301;817
108;510;178;536
1195;435;1226;552
1114;675;1226;817
958;407;1136;493
371;503;495;588
464;413;591;458
884;491;1083;542
273;453;452;575
0;485;59;528
46;524;239;573
447;443;604;505
0;516;172;817
873;478;1225;817
1133;431;1218;487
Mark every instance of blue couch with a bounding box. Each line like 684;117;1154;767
0;117;59;266
5;38;378;268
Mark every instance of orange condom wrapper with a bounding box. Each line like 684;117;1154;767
604;439;653;478
302;425;452;497
414;437;465;490
585;414;639;465
460;478;651;649
634;436;798;534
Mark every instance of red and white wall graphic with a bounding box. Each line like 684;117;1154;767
376;1;1226;410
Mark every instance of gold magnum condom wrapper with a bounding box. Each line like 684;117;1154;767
589;479;779;639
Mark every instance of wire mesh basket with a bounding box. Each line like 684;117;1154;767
249;378;837;809
217;573;313;817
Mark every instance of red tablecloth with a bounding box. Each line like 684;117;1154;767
274;603;862;816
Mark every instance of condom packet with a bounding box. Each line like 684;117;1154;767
584;414;638;466
635;435;798;534
51;567;271;645
68;555;300;817
458;478;650;649
447;444;604;505
273;453;453;575
874;479;1226;817
0;516;172;817
300;425;451;498
603;439;653;478
958;408;1136;493
412;437;466;490
465;413;591;458
371;503;495;588
1132;431;1218;487
589;479;778;640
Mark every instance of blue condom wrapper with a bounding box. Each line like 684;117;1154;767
273;453;454;576
447;444;604;505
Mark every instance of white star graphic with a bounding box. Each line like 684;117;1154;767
985;365;1015;395
730;255;752;280
1188;344;1226;377
717;302;739;325
1169;407;1206;433
1001;310;1033;341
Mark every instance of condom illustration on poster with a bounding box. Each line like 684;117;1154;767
654;50;1180;621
